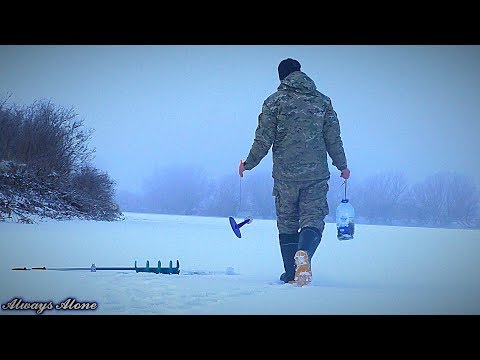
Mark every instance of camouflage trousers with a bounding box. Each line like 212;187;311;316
272;178;329;234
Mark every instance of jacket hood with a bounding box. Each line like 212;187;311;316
277;71;317;94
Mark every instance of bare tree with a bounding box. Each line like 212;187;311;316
23;100;94;176
1;97;121;222
69;164;121;220
355;171;409;225
409;171;480;227
3;99;94;177
0;96;21;161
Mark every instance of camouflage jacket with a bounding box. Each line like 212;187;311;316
244;71;348;181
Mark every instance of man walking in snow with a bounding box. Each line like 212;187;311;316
239;58;350;286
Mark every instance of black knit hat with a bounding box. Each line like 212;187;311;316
278;58;301;81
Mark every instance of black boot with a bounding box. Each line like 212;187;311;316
279;232;299;283
297;226;322;262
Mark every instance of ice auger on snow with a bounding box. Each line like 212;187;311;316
12;259;180;274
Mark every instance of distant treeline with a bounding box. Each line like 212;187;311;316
118;165;480;230
0;95;122;222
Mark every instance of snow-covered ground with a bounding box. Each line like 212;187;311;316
1;212;479;315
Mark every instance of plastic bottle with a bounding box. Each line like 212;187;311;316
336;198;355;241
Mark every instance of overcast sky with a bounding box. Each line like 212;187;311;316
1;45;479;193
